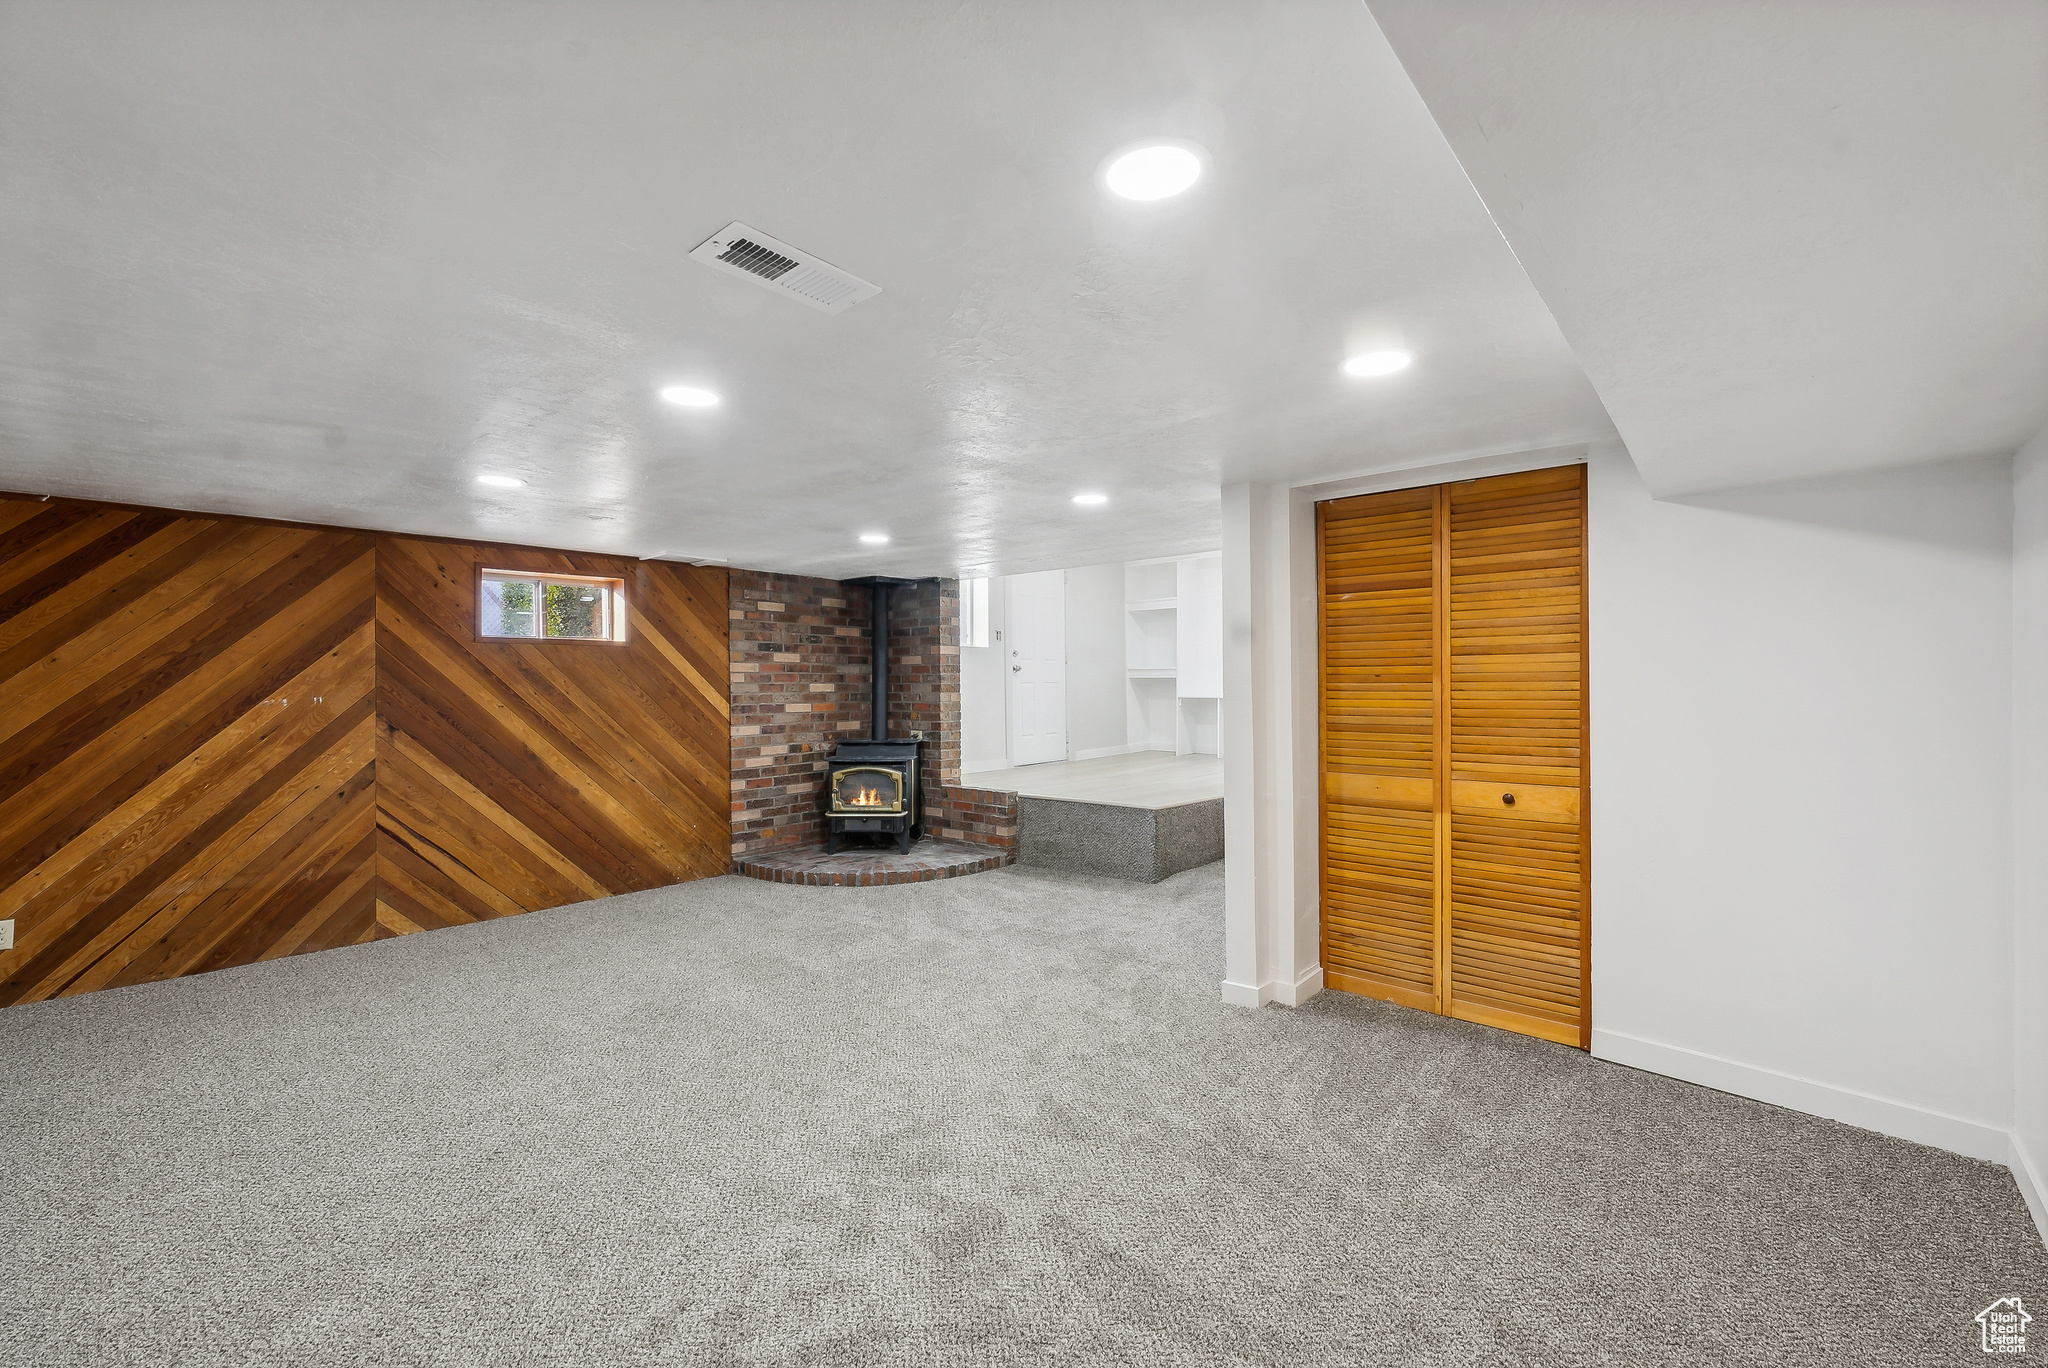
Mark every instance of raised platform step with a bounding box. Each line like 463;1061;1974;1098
734;838;1010;887
1016;796;1224;883
961;752;1221;809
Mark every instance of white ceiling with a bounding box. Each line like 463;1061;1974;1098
1367;0;2048;498
0;0;1611;579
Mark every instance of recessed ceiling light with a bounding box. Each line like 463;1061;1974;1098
1071;492;1109;506
1343;349;1414;378
859;533;890;545
660;385;721;408
1105;144;1203;201
475;474;525;488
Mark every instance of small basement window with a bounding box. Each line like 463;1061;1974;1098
960;576;990;649
478;569;627;642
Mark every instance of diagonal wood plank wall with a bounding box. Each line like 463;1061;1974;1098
0;495;730;1008
374;536;731;938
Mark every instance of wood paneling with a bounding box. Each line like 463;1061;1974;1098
1316;466;1589;1048
374;537;730;931
0;496;730;1008
0;502;379;1004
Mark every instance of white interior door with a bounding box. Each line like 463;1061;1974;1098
1006;570;1067;765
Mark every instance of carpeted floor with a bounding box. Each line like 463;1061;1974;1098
2;862;2041;1366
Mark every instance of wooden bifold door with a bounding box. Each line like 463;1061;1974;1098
1316;464;1588;1048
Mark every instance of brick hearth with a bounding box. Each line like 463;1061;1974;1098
732;838;1008;886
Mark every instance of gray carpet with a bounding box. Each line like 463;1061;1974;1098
1;862;2041;1367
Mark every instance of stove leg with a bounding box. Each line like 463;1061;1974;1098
826;828;838;855
897;827;911;855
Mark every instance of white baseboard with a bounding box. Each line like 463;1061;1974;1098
1221;965;1323;1009
1591;1027;2011;1163
1219;977;1273;1008
2012;1132;2048;1251
960;758;1012;775
1275;964;1324;1007
1072;743;1146;761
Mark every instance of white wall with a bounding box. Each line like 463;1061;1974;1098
960;577;1008;773
2011;423;2048;1234
1226;439;2024;1175
1064;563;1130;759
1587;446;2014;1159
960;565;1134;770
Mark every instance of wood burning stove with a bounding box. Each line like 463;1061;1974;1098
825;740;920;853
827;577;923;855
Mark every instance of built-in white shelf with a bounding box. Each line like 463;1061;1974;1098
1124;553;1223;758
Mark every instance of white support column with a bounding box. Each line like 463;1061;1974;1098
1221;484;1267;1005
1221;482;1324;1008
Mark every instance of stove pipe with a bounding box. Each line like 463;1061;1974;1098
869;581;891;742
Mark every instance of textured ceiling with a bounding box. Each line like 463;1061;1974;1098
0;0;1611;579
1368;0;2048;498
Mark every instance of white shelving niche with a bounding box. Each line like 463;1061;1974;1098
1123;553;1223;757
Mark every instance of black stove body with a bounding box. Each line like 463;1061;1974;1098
827;576;924;855
824;739;921;854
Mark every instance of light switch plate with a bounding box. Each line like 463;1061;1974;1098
0;919;12;951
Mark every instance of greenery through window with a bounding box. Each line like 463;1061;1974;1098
479;571;625;641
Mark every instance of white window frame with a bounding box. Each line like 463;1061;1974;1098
477;568;628;643
960;576;991;649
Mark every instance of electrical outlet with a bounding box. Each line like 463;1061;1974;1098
0;919;13;951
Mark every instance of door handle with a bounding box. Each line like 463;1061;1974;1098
1012;665;1022;672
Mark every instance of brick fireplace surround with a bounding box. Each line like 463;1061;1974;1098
728;571;1017;862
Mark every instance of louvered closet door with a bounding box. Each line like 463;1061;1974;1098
1317;486;1442;1012
1443;466;1587;1047
1316;465;1588;1049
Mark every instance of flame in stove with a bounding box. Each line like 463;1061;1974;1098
846;784;886;807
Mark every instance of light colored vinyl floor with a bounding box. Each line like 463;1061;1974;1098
961;750;1223;809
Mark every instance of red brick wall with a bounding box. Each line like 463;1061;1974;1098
728;572;868;855
930;786;1020;852
728;570;1008;861
884;578;960;838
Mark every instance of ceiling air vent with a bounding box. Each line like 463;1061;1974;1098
688;222;880;315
